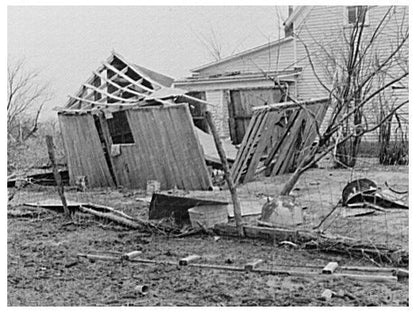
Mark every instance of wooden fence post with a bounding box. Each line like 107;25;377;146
205;111;244;237
46;135;71;218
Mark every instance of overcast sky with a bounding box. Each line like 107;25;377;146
8;6;288;121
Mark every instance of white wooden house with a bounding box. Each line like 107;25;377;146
174;5;408;145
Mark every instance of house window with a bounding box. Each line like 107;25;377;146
285;23;294;37
347;6;369;25
107;111;135;144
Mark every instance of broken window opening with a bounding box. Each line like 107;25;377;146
186;91;210;133
347;6;368;25
285;23;294;37
107;111;135;144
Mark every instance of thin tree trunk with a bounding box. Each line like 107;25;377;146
46;135;71;218
205;111;244;237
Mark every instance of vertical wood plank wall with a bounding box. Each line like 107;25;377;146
58;113;116;187
109;104;213;190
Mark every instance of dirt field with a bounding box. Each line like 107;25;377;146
7;164;408;306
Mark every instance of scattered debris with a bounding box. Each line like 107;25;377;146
7;169;69;187
77;250;400;283
341;178;377;205
179;255;201;266
146;180;160;197
394;268;409;281
322;262;338;274
260;195;303;228
244;259;264;271
121;251;143;261
149;192;228;225
278;241;298;248
342;178;408;210
320;289;334;301
134;285;149;295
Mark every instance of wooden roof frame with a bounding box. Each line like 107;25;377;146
65;52;174;111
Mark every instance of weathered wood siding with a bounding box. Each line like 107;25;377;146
294;6;408;142
109;104;213;190
58;113;116;187
196;38;295;76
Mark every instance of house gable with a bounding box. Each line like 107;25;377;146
192;37;295;76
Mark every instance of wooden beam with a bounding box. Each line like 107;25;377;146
252;97;329;112
102;62;174;106
83;83;138;103
64;64;106;108
103;62;154;92
93;70;147;98
67;95;140;109
181;94;215;107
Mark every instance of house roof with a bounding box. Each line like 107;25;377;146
132;64;174;88
190;37;294;73
175;69;301;86
64;52;176;111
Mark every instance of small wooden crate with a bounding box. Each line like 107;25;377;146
188;205;228;229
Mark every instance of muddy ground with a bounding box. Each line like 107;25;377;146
7;165;409;306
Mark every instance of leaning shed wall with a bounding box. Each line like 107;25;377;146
58;113;116;188
110;104;213;190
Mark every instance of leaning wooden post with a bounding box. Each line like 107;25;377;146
46;135;71;218
205;111;244;237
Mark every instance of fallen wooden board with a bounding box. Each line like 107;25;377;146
214;223;317;242
24;200;86;213
77;252;398;283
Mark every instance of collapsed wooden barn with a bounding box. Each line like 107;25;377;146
58;52;229;190
58;51;330;191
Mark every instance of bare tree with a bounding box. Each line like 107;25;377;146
7;59;51;143
270;6;409;195
194;26;224;61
